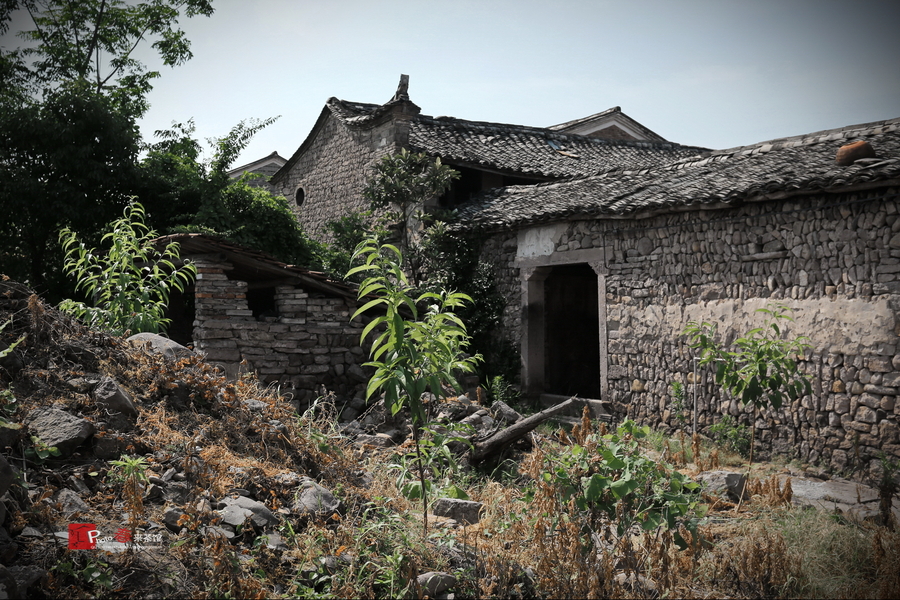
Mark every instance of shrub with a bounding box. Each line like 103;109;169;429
59;201;196;336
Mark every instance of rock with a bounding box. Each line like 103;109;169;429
347;364;368;383
0;528;16;563
201;525;235;541
93;377;138;419
26;406;95;457
127;332;195;361
490;401;523;425
0;565;19;600
92;434;129;460
417;571;456;597
431;498;483;525
0;455;14;498
241;399;267;412
219;495;279;529
66;376;101;394
163;507;186;532
261;531;289;551
163;482;191;504
8;565;46;596
0;422;20;451
67;475;91;495
694;471;747;502
54;488;90;516
354;434;394;448
614;572;658;598
292;479;342;518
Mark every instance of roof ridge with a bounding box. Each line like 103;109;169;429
413;113;706;152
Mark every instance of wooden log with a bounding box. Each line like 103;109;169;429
470;396;584;463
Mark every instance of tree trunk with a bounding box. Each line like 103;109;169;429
470;397;585;463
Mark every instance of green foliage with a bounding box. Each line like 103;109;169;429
25;434;60;463
683;303;813;411
0;81;140;294
363;149;458;271
670;381;688;426
349;238;481;426
388;423;474;501
317;210;379;282
531;420;703;548
1;0;212;296
350;236;480;531
59;201;196;336
11;0;214;118
109;454;149;483
487;375;518;406
708;414;752;458
139;117;319;266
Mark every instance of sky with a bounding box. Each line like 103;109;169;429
7;1;900;168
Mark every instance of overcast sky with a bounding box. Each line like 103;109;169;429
8;1;900;168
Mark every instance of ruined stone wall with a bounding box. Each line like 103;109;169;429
191;256;370;407
480;188;900;476
274;114;399;241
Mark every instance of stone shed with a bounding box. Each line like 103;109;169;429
455;117;900;475
158;234;371;407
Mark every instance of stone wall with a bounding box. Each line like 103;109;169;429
191;255;371;407
274;113;400;241
480;188;900;476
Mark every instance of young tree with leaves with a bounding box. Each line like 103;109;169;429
683;304;813;471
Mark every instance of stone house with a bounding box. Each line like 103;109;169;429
454;117;900;474
158;233;371;407
265;77;899;473
269;75;706;240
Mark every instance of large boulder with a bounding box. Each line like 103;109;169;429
26;407;95;457
127;333;194;361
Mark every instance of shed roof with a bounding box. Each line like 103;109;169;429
452;117;900;231
154;233;359;300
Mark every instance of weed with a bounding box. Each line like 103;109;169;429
110;454;149;542
709;414;752;458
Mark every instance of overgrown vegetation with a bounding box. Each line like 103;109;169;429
59;202;196;336
684;304;813;468
349;236;480;531
0;281;897;599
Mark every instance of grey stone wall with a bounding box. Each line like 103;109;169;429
480;187;900;476
191;256;371;407
274;113;400;241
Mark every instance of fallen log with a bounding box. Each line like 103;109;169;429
470;396;585;463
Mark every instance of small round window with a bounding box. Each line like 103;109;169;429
295;187;305;207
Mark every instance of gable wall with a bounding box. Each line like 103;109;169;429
480;187;900;476
190;255;371;408
275;114;400;241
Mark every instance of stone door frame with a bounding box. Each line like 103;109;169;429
517;246;608;401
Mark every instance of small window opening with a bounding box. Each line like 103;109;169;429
295;187;305;207
247;287;278;321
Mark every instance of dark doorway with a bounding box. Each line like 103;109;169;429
544;264;600;398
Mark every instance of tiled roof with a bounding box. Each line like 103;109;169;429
408;116;704;178
452;118;900;231
326;97;707;179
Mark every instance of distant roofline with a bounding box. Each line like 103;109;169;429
227;151;286;178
